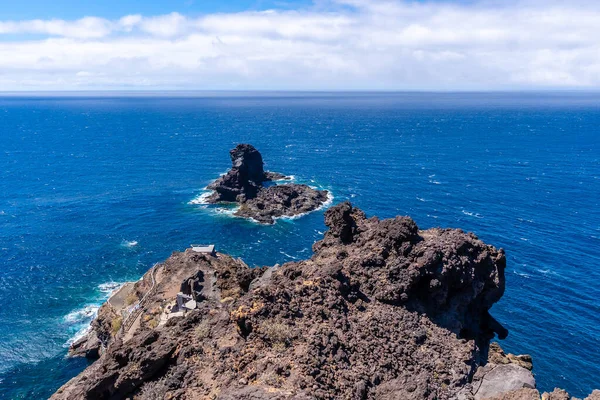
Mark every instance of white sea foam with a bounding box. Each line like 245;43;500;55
514;271;531;279
63;281;124;346
537;269;554;276
188;188;243;219
188;191;213;205
517;218;534;223
64;305;99;324
274;191;334;223
214;206;240;216
462;210;484;219
98;281;122;294
318;191;334;210
279;251;299;260
121;240;138;248
416;197;427;202
66;325;93;346
189;182;333;224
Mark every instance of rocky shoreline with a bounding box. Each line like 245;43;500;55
205;144;329;224
54;203;599;400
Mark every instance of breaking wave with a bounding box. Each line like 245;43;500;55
63;282;124;346
121;240;139;248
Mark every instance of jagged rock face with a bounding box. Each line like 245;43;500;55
206;144;329;223
207;144;267;202
54;203;510;400
460;344;600;400
235;184;329;224
314;202;507;351
230;143;266;183
69;300;128;359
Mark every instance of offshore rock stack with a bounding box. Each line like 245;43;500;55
55;203;599;400
206;144;329;224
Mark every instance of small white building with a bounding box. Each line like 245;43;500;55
190;244;216;256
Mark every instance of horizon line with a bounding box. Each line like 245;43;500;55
2;89;600;97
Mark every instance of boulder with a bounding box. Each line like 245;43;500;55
484;388;541;400
68;332;102;359
541;388;570;400
489;342;533;371
474;364;536;400
587;390;600;400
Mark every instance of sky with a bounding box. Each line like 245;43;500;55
1;0;600;91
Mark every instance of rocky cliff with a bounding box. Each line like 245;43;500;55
206;144;277;203
55;203;599;400
205;144;329;224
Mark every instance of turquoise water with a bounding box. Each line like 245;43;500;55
0;93;599;398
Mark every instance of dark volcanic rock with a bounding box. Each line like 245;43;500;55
53;202;520;400
235;183;329;224
207;144;270;203
206;144;328;223
54;203;599;400
54;203;600;400
68;301;123;359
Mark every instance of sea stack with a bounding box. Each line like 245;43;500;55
206;144;273;203
206;144;329;224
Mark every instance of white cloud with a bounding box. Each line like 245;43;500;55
0;16;113;39
138;12;188;37
118;14;143;31
0;0;600;90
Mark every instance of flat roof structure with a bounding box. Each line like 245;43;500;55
190;244;216;255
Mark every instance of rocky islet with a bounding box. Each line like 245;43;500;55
205;144;329;224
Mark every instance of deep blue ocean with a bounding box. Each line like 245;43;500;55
0;92;598;399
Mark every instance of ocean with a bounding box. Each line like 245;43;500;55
0;92;598;399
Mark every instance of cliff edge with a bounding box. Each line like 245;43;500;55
55;203;598;400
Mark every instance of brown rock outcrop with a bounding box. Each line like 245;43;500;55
56;203;598;400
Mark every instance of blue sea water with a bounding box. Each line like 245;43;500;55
0;92;598;399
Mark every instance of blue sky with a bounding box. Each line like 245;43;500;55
1;0;315;19
0;0;599;91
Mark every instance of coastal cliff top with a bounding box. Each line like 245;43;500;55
53;203;598;400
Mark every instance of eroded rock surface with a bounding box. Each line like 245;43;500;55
55;203;598;400
206;144;274;203
474;364;536;400
205;144;328;223
236;183;330;224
